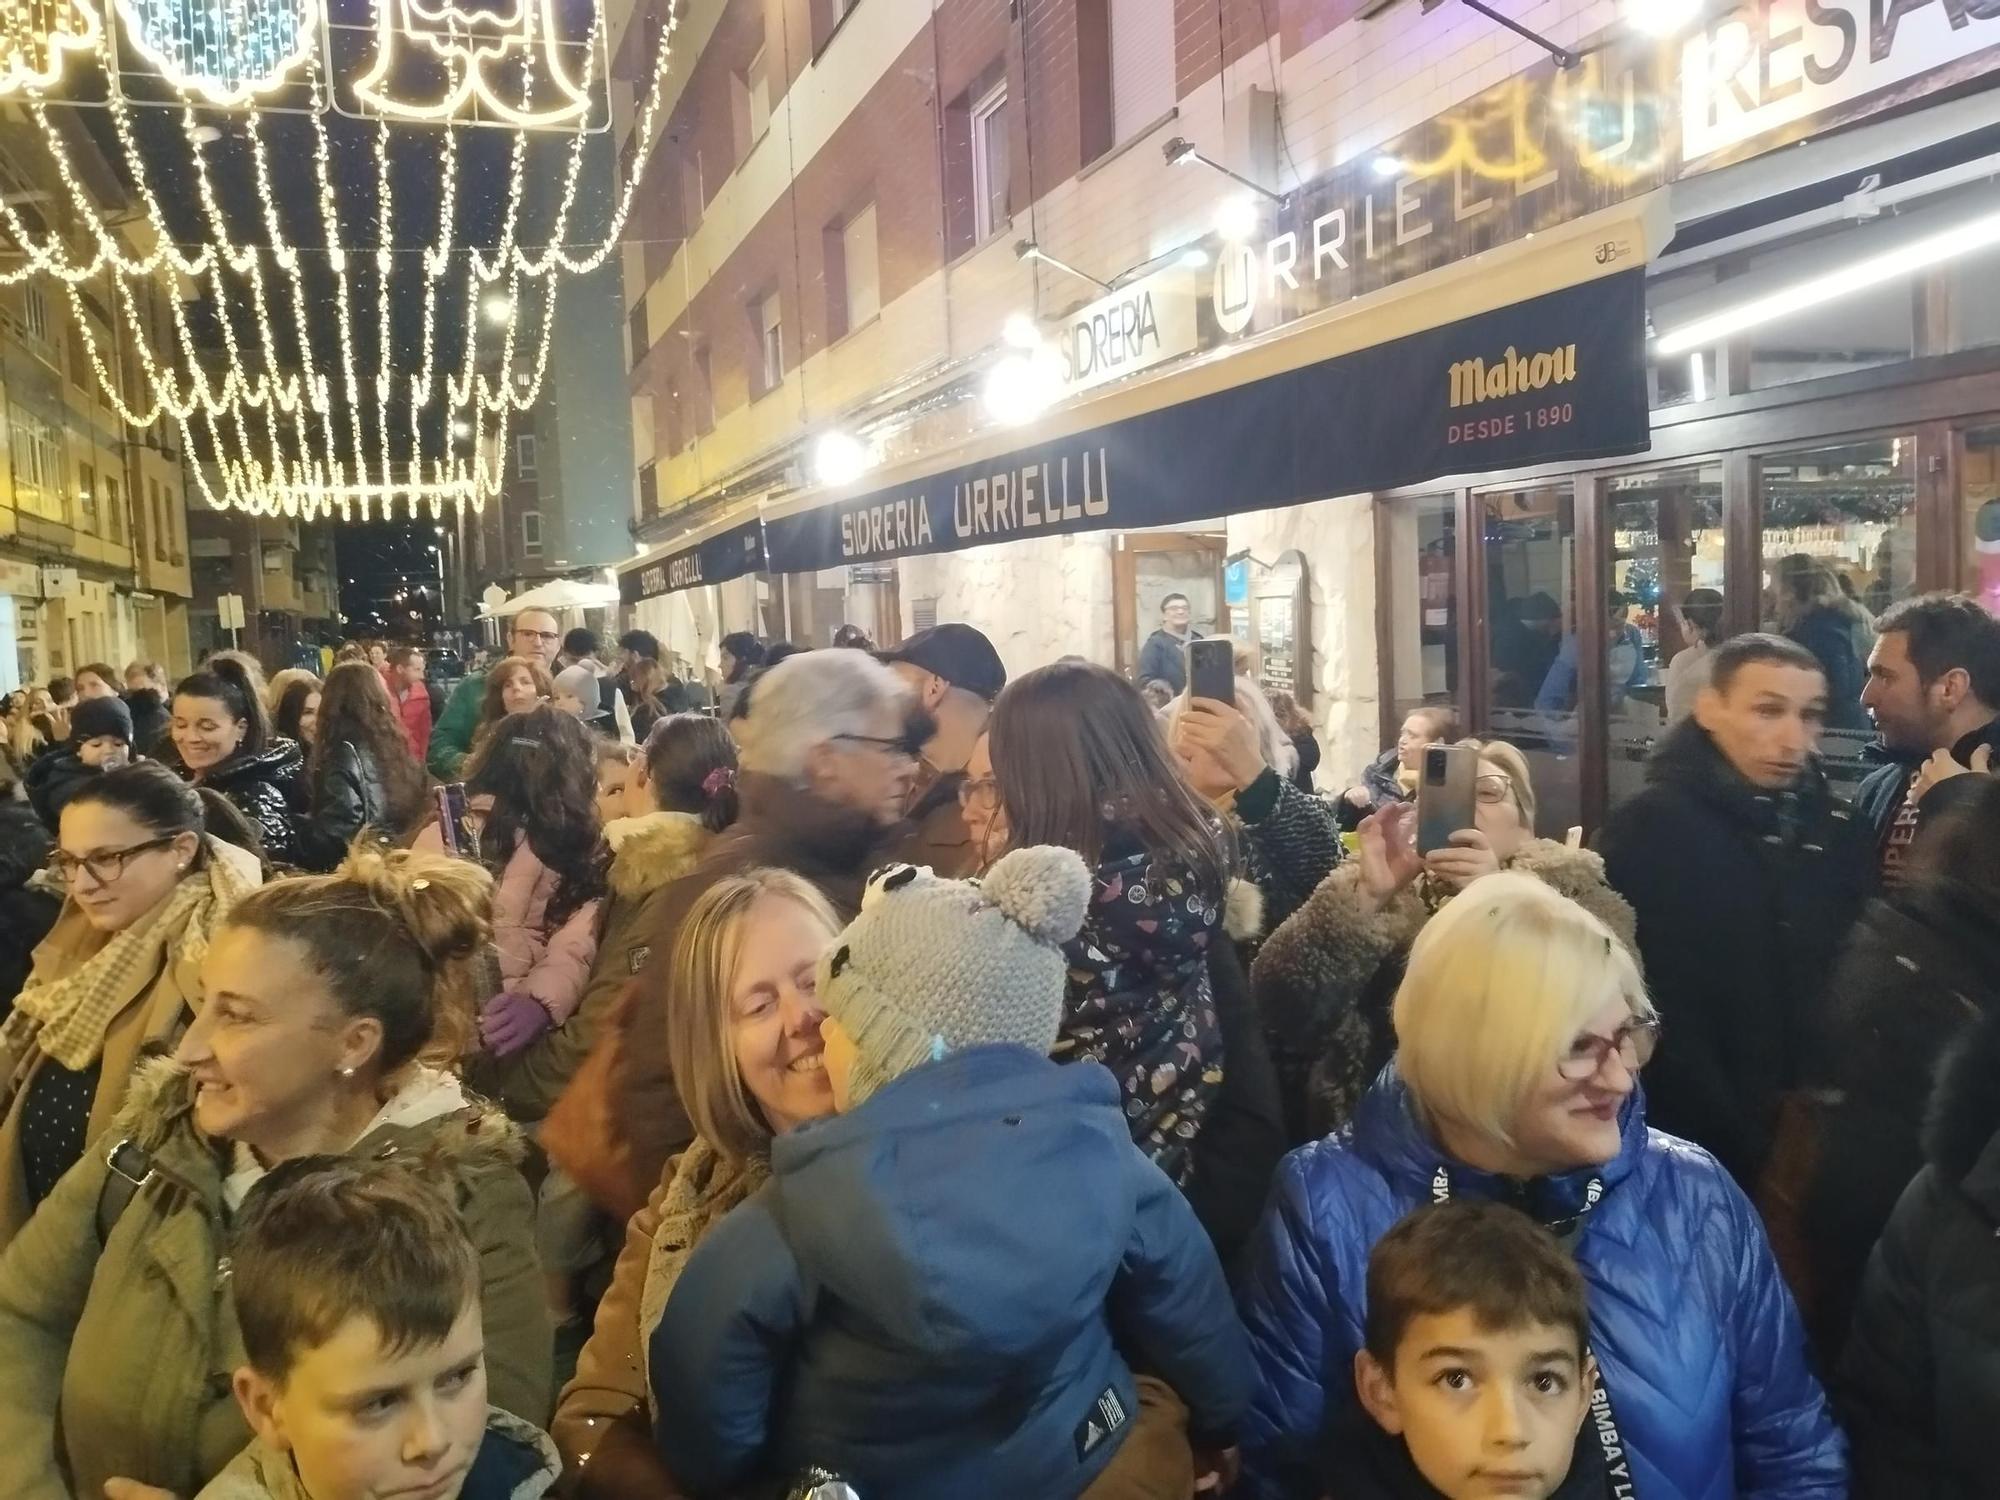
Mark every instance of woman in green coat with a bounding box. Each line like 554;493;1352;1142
0;846;552;1500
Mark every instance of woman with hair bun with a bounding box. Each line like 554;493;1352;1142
164;656;308;866
0;762;264;1241
0;845;551;1500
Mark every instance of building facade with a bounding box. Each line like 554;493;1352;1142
0;117;199;692
611;0;2000;834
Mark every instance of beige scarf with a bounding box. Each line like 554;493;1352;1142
638;1136;771;1403
6;837;258;1071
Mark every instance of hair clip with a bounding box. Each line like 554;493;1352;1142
702;766;737;797
507;735;541;749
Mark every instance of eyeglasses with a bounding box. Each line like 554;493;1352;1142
1474;774;1515;804
957;774;999;809
832;733;919;763
50;835;180;886
1557;1017;1660;1081
512;628;560;644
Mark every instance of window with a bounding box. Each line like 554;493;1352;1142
516;433;538;478
1109;0;1174;145
825;203;878;343
754;291;784;395
19;286;52;352
1379;493;1461;730
1481;484;1581;838
971;84;1009;244
733;47;771;160
628;298;649;363
78;461;96;531
680;146;705;233
104;472;122;544
521;511;544;557
812;0;859;53
638;462;659;518
693;343;715;433
10;408;65;519
67;321;89;392
151;477;167;560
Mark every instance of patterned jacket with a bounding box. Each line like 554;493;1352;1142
1058;831;1222;1186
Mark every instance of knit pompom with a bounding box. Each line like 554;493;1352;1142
980;845;1091;946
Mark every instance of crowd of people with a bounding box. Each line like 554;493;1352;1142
0;584;1995;1500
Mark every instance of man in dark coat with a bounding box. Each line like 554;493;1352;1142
1137;593;1193;695
1854;591;2000;889
121;661;171;756
878;622;1004;878
1839;999;2000;1496
1599;633;1872;1191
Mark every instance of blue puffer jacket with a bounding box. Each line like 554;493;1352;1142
1236;1071;1845;1500
649;1046;1252;1499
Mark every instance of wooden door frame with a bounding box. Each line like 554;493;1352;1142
1112;530;1229;678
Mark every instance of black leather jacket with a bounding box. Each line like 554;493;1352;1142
298;738;394;872
190;738;308;868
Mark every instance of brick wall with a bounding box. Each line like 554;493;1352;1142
612;0;1625;521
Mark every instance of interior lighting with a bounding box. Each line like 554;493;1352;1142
813;431;873;488
1654;207;2000;356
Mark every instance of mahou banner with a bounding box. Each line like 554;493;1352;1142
763;271;1650;576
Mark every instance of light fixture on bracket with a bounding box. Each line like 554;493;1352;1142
1455;0;1579;70
1161;137;1287;204
1014;238;1111;293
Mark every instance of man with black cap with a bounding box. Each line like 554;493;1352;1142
878;623;1006;877
25;693;134;831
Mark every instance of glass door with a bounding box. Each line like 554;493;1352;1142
1478;484;1580;840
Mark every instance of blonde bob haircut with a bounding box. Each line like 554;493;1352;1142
664;866;842;1163
1393;872;1652;1148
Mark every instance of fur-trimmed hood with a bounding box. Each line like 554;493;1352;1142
113;1053;527;1175
604;810;711;901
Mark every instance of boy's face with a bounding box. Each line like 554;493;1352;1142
233;1304;488;1500
79;734;129;769
1356;1310;1592;1500
594;760;629;824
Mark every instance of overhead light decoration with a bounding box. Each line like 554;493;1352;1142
812;431;872;487
6;0;679;519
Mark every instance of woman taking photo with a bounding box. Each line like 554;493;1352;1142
0;846;550;1500
1253;738;1634;1144
165;657;308;866
1237;875;1844;1499
0;762;262;1240
988;661;1228;1188
296;660;428;872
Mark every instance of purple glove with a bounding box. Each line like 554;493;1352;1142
479;991;553;1058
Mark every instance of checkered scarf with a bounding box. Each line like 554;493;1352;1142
5;836;259;1072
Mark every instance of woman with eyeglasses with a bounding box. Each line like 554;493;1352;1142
1253;738;1637;1144
1238;874;1844;1500
0;762;263;1242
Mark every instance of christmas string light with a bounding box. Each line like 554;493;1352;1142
109;0;316;108
355;0;592;128
0;0;99;97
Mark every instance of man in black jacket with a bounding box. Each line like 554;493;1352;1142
1599;633;1872;1190
1137;593;1193;695
1854;591;2000;888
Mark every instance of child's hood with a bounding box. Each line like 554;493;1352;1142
768;1046;1139;1364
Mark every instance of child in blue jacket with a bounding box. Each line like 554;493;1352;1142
648;845;1253;1499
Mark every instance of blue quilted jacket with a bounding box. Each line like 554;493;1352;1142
1236;1071;1846;1499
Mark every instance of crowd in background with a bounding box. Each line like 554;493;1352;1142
0;572;1994;1500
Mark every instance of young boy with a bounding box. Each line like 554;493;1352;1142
198;1157;558;1500
25;694;132;829
1333;1200;1611;1500
649;847;1252;1500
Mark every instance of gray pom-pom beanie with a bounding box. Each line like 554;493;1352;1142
818;845;1093;1107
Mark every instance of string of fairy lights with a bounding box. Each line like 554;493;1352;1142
0;0;678;520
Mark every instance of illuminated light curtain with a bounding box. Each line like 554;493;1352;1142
110;0;317;104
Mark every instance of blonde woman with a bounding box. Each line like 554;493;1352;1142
1253;738;1635;1143
1237;875;1844;1499
556;867;1199;1500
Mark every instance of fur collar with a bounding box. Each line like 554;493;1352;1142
605;812;711;901
113;1054;524;1172
1224;878;1265;943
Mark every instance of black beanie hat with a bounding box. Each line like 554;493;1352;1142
72;695;134;746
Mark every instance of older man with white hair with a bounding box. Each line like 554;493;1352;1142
550;648;930;1229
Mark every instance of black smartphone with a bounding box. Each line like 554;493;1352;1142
1415;743;1478;855
1186;638;1236;705
433;782;471;856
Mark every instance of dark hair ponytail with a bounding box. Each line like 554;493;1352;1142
175;656;272;755
642;713;740;834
